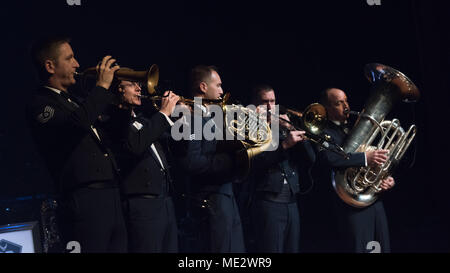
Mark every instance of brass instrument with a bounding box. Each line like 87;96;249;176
77;63;272;179
139;94;225;110
333;63;419;208
76;64;228;109
76;64;173;111
270;103;349;158
221;97;273;179
75;64;160;95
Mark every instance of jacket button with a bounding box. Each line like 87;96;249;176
104;153;109;157
160;168;164;172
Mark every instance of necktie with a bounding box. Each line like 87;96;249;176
61;92;79;108
61;92;102;140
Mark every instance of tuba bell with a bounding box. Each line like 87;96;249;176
333;63;420;208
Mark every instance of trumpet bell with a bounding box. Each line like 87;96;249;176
302;103;327;135
146;64;159;95
76;64;160;95
116;64;159;95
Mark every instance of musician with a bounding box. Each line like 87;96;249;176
105;80;180;252
176;65;245;252
26;36;127;252
317;87;395;253
247;84;315;253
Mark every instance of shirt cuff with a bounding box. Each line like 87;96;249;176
160;111;175;126
364;152;367;167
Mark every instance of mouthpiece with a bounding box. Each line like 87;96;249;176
344;108;360;115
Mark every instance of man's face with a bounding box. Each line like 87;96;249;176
255;90;276;123
325;88;350;123
202;70;224;100
50;42;80;90
118;81;142;106
256;90;276;112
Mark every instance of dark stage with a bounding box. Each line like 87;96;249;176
1;0;449;253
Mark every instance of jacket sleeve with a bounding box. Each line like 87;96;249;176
177;118;234;181
316;126;366;169
124;112;171;156
251;144;290;171
318;147;366;169
183;141;233;176
28;86;114;132
294;140;316;166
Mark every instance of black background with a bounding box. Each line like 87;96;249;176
0;0;449;252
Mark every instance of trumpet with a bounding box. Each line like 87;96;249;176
138;93;227;110
75;64;160;94
269;103;349;158
76;63;228;110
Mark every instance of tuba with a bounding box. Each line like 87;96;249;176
333;63;420;208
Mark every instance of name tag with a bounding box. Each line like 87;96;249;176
132;121;143;130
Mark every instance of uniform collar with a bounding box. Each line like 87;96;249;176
330;120;348;127
44;85;63;95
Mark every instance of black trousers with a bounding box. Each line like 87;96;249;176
334;198;391;253
59;187;127;253
124;196;178;253
195;193;245;253
252;199;300;253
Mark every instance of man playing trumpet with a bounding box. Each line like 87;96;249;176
27;36;126;252
106;78;180;252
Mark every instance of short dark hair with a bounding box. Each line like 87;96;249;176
251;84;274;104
320;87;335;107
31;36;71;81
189;65;218;96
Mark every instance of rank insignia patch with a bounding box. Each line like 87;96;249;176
37;106;55;124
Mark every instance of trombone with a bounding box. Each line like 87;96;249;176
269;103;349;159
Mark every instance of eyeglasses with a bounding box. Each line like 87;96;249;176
119;82;142;89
